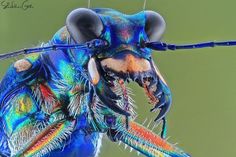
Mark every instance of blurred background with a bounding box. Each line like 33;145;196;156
1;0;236;156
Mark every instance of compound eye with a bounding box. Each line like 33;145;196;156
66;8;104;44
144;11;166;42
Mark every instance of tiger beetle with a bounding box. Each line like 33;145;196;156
1;4;236;157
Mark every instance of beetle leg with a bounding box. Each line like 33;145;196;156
116;121;190;157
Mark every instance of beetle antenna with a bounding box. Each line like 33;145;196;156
146;40;236;51
0;39;107;61
143;0;147;10
88;0;91;8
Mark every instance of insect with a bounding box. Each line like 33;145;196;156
1;6;236;157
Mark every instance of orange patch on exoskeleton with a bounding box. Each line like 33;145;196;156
22;120;75;156
22;122;63;156
101;54;151;73
129;121;174;151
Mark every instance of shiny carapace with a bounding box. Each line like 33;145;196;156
0;8;189;157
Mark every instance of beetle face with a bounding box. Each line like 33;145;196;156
66;8;171;131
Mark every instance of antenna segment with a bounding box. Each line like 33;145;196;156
88;0;91;8
145;40;236;51
143;0;147;10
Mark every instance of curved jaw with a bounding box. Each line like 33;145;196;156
99;53;172;128
94;53;188;156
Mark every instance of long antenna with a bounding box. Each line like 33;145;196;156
2;39;236;61
143;0;147;10
145;40;236;51
0;39;107;61
88;0;91;8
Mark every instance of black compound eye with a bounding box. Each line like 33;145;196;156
145;11;166;42
66;8;104;44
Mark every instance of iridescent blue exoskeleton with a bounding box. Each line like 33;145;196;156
4;7;235;157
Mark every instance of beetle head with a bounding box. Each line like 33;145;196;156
66;8;171;132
